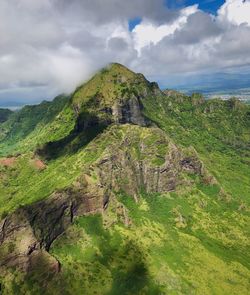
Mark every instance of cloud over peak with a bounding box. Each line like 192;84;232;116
0;0;250;104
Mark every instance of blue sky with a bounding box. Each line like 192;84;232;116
0;0;250;106
167;0;225;13
129;17;142;31
129;1;225;31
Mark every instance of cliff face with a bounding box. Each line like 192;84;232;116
94;126;205;198
112;95;149;126
76;94;149;131
0;177;104;272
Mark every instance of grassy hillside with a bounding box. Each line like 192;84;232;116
0;64;249;295
0;95;71;156
143;93;250;202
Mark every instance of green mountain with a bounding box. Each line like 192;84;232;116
0;95;69;156
0;108;13;123
0;63;249;295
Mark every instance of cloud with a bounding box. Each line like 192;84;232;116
56;0;178;24
173;11;222;44
131;0;250;77
218;0;250;26
132;5;198;52
0;0;250;104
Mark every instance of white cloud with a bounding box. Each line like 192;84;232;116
218;0;250;26
0;0;250;104
132;5;198;53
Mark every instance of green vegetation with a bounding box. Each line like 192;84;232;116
72;63;149;108
0;63;249;294
143;93;250;201
0;95;71;156
0;108;13;123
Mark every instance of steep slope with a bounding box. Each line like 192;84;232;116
143;91;250;202
0;63;160;157
0;95;70;156
0;109;13;123
71;63;160;125
0;63;249;295
0;125;208;271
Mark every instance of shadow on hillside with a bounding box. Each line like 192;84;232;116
84;216;160;295
36;113;108;161
108;260;161;295
23;214;161;294
73;215;161;295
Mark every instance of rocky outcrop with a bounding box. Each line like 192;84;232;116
112;95;149;126
92;127;206;197
228;97;244;111
163;89;187;103
0;177;104;272
74;93;150;134
95;145;178;196
71;63;158;131
180;156;202;174
191;93;205;106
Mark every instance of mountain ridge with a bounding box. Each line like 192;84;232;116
0;63;249;295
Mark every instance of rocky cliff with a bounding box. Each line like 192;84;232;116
0;175;104;272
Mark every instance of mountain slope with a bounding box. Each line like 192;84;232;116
0;108;13;123
0;63;249;295
0;95;70;156
143;91;250;202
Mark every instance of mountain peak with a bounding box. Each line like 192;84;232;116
72;63;161;107
70;63;162;128
96;62;142;85
105;62;135;74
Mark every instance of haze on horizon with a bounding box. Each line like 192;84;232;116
1;0;250;106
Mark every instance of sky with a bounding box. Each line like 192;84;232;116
1;0;250;106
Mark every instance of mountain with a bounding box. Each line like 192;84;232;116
0;95;69;156
0;108;13;123
0;63;249;295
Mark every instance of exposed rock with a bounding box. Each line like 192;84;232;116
238;203;247;211
93;127;205;197
0;177;104;272
28;249;61;275
228;97;244;111
191;93;205;106
30;158;46;170
0;157;16;167
150;82;162;96
70;63;158;131
112;96;149;126
180;157;202;174
163;89;187;103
